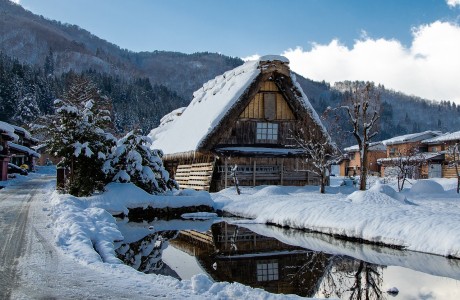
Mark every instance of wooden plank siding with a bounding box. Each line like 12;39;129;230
442;164;459;178
239;81;295;120
218;120;297;146
175;163;214;191
213;156;321;191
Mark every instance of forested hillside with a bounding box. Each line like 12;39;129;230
1;0;460;148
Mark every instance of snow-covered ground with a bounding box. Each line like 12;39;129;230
4;169;460;299
3;168;309;300
213;177;460;258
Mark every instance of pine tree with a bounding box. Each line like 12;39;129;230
46;76;115;196
104;129;177;194
12;92;41;125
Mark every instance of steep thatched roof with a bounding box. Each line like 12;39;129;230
150;55;330;156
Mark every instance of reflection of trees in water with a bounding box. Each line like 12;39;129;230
320;256;385;300
116;230;178;274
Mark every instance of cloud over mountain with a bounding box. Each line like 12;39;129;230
282;21;460;104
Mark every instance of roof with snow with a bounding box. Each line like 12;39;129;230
150;55;330;155
0;121;19;141
8;141;41;158
422;131;460;144
377;152;444;164
344;142;386;152
381;131;442;146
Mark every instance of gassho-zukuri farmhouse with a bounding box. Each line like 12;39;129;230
149;55;334;192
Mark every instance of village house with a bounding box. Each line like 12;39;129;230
150;55;334;192
421;131;460;178
377;131;443;178
0;121;19;181
8;125;40;169
0;121;40;181
339;142;386;177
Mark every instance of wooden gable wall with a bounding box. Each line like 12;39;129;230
239;81;295;120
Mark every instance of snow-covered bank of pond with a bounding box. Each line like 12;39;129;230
115;219;460;299
49;184;307;299
213;178;460;258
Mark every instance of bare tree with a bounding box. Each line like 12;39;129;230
320;257;385;300
382;147;426;191
292;126;339;193
328;82;380;191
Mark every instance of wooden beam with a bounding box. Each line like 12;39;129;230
280;158;284;185
253;160;256;186
224;157;228;188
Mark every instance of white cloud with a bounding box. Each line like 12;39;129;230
9;0;20;4
282;21;460;104
447;0;460;8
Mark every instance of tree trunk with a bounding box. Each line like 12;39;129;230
319;173;326;194
360;145;369;191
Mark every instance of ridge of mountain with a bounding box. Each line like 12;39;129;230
1;0;460;146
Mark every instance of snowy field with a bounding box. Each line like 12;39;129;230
4;169;460;299
213;176;460;258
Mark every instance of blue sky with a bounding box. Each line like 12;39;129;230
14;0;460;103
16;0;459;57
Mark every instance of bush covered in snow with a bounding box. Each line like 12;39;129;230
103;130;177;194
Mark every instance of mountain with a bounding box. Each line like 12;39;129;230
1;0;460;147
0;0;242;100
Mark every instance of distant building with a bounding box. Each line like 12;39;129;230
421;131;460;178
150;56;333;191
0;121;40;180
339;142;387;177
378;131;443;179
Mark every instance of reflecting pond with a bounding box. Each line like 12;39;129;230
115;218;460;299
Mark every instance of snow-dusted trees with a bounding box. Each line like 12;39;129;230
45;76;115;196
103;130;177;194
293;126;339;193
383;147;426;191
329;82;380;191
13;92;41;124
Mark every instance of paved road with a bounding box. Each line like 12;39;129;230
0;176;54;300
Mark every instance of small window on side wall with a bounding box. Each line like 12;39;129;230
256;122;278;143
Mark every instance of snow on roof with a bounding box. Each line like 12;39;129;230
0;121;19;141
382;131;442;146
377;152;443;163
214;147;306;156
150;59;260;154
148;107;186;142
423;131;460;144
7;141;41;158
11;124;32;139
344;142;386;152
150;55;330;155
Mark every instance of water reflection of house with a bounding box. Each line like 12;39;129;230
170;222;329;297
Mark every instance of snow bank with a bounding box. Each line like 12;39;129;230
214;180;460;258
87;183;214;215
410;180;445;194
346;181;410;205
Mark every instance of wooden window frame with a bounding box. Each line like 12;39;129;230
256;122;278;143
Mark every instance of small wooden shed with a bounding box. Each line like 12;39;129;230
150;55;333;191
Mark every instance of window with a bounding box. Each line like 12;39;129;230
257;260;279;281
256;122;278;142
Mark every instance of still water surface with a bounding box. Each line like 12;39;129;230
115;218;460;299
